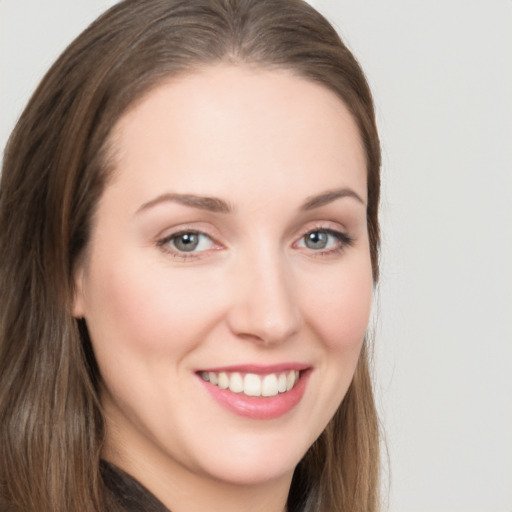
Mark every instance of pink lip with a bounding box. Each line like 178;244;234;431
197;363;310;374
196;365;312;420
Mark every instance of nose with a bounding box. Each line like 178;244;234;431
226;249;301;345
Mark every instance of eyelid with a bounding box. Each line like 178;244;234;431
153;219;225;246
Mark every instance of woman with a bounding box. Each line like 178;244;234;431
0;1;381;511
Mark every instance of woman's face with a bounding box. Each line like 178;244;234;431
74;66;372;493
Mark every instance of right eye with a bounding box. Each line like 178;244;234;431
159;231;215;255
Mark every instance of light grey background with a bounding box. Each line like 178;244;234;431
1;1;511;511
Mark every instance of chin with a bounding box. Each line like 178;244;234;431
192;432;310;486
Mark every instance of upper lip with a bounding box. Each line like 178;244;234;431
195;363;311;374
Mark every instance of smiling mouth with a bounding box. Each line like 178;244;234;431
199;370;301;398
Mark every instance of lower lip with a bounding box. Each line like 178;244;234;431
198;370;311;420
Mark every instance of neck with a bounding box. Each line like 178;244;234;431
103;441;291;512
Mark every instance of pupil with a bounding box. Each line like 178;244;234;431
306;231;327;249
175;233;198;252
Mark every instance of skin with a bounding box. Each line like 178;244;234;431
74;65;373;512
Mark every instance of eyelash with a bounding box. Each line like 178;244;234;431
157;227;354;260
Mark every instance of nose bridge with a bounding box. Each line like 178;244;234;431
227;241;301;344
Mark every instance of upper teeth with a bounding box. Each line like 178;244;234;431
201;370;300;397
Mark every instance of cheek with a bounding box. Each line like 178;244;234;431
303;256;373;352
82;251;223;360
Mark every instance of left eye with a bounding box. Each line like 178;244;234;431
297;229;347;251
164;231;214;253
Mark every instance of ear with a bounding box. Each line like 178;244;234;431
72;263;87;318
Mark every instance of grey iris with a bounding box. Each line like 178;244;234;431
174;233;199;252
305;231;328;250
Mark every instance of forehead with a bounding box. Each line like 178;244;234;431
106;65;367;206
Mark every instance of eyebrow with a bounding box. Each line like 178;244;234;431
301;188;366;210
136;187;365;216
136;193;231;214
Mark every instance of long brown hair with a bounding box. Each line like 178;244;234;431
0;1;381;511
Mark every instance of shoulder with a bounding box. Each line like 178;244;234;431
101;460;171;512
0;500;18;512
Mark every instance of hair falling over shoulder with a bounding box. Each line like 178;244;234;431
0;1;381;511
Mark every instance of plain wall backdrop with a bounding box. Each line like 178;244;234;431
1;1;511;511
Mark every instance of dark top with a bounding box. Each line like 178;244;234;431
101;460;171;512
0;462;170;512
